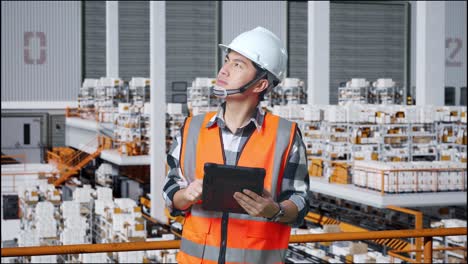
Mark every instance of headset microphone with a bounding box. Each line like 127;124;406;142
212;71;267;99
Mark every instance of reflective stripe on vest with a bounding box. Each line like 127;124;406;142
180;114;207;183
179;237;287;263
179;112;296;263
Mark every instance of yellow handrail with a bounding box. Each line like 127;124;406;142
387;205;424;262
2;227;465;263
62;137;99;166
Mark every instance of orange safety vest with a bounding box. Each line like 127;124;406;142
177;112;297;264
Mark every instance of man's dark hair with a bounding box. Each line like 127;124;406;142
252;62;280;101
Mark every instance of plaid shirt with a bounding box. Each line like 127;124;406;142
162;103;310;226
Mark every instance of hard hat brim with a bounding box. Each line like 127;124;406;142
218;44;266;71
218;44;229;53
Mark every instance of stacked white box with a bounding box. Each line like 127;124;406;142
187;77;218;108
114;198;137;212
345;104;363;123
112;213;134;234
144;102;151;115
303;105;324;121
117;250;145;263
128;77;150;107
42;185;60;202
36;217;57;238
61;201;81;219
272;105;290;118
63;187;93;245
61;226;87;245
73;185;94;203
96;163;114;187
353;254;371;263
18;186;39;202
18;229;40;247
97;186;113;201
35;201;57;238
82;253;108;263
95;200;115;217
30;255;57;264
128;219;146;238
352;167;365;188
416;105;435;123
436;106;459;122
376;255;393;263
330;241;351;256
324;105;347;123
441;219;467;244
461;107;467;123
118;103;132;114
167;103;183;115
353;161;467;193
78;78;98;111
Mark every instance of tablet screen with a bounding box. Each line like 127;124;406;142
202;163;266;214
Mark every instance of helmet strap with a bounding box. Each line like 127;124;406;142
212;71;268;98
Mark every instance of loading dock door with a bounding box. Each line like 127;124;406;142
1;117;43;163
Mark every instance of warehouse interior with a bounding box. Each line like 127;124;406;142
1;1;467;263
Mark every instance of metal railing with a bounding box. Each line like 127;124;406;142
1;154;56;193
2;227;466;263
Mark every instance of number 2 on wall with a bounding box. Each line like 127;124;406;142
446;37;462;67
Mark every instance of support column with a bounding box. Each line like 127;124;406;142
308;1;330;105
415;1;445;106
106;1;119;78
150;1;167;224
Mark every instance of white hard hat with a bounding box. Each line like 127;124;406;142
219;26;288;81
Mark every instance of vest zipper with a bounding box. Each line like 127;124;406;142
218;127;228;263
218;212;229;264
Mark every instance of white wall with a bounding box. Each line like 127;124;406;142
1;1;81;108
411;1;467;104
221;1;287;63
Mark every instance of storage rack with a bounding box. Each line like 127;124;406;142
338;78;404;105
374;85;404;105
96;78;125;124
338;85;371;105
77;78;98;119
281;78;307;105
409;123;438;161
129;77;150;108
349;123;380;162
338;78;373;105
187;78;219;109
322;122;352;184
437;122;461;162
380;123;410;162
114;105;143;156
141;107;151;155
264;78;307;106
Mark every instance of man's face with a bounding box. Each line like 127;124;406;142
216;51;257;91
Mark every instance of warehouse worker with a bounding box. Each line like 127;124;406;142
163;26;310;263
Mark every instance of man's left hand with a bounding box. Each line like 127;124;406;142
233;189;279;218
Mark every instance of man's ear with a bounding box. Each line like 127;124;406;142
252;79;269;94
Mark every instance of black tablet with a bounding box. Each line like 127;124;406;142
202;163;266;214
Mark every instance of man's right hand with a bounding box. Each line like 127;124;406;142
173;179;203;210
183;179;203;203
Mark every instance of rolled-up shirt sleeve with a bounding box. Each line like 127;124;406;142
162;131;190;217
278;128;310;227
